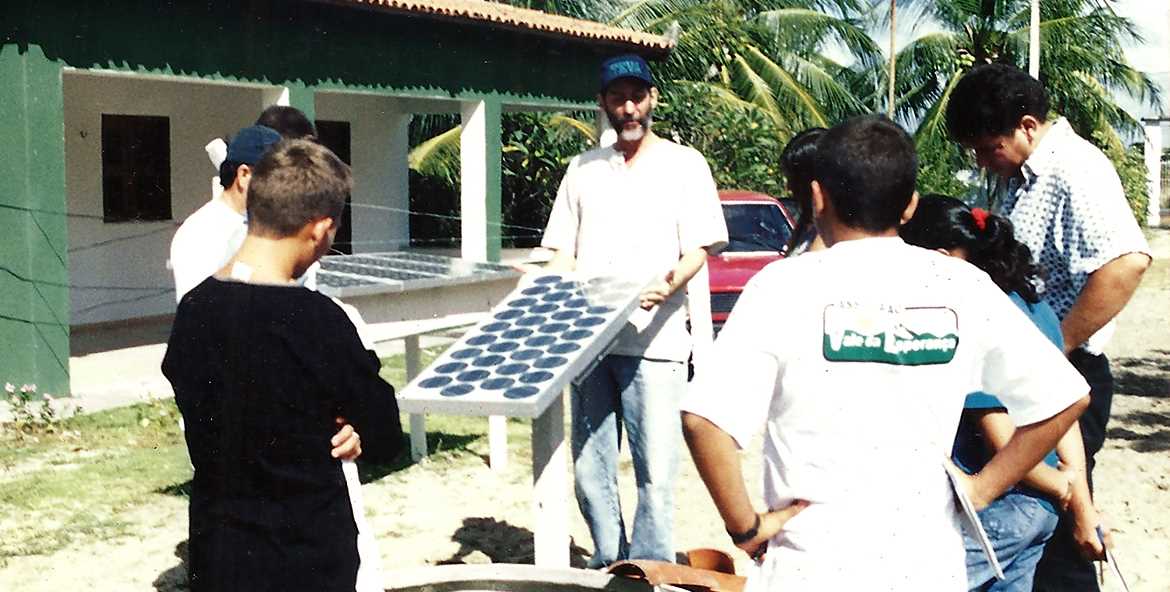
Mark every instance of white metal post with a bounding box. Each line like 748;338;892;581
531;390;568;567
405;334;427;461
1029;0;1041;78
1145;122;1163;228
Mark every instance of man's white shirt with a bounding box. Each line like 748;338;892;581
541;140;728;362
170;198;248;303
682;237;1088;590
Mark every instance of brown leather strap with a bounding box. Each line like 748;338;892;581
607;559;746;592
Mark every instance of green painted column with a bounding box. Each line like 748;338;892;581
285;82;316;124
459;97;503;263
0;44;70;396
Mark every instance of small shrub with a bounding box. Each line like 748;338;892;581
4;382;63;438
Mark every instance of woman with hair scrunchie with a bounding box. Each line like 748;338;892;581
900;195;1105;591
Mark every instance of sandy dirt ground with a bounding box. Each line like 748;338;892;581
1;230;1167;591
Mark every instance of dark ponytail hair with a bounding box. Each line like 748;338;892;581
899;194;1043;303
781;127;827;253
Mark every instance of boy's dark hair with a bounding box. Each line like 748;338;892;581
781;127;826;253
899;194;1043;303
945;63;1050;143
256;105;317;140
246;139;351;238
813;115;916;233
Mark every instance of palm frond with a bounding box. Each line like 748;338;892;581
408;125;462;185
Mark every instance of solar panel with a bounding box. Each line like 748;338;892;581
398;273;646;418
315;252;520;298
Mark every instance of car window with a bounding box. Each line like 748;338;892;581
722;203;792;253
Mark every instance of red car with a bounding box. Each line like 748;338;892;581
709;190;796;332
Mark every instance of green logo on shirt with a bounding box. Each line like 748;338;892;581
823;304;959;365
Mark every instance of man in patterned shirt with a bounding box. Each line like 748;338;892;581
945;63;1151;592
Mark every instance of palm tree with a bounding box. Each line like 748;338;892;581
892;0;1162;195
409;0;883;177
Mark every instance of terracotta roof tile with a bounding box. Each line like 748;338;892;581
313;0;674;56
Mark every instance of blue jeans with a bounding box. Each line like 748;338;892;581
965;492;1059;592
571;355;685;568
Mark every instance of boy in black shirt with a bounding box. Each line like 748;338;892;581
163;139;403;592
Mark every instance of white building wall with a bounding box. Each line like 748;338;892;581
64;72;278;325
315;92;411;254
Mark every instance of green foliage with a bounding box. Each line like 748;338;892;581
407;112;593;248
2;383;74;440
1090;129;1151;228
501;112;595;247
655;83;787;196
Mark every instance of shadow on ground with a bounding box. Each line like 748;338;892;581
439;517;591;568
1111;350;1170;399
153;540;188;591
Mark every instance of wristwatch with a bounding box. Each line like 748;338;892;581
727;513;760;545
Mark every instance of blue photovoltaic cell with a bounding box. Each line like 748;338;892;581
549;343;581;354
535;356;568;369
472;354;506;367
482;377;515;390
498;363;530;375
451;348;483;360
512;349;542;361
488;341;519;353
457;369;491;382
441;384;475;397
420;376;453;388
405;272;644;414
435;362;467;374
504;386;540;399
538;322;570;334
466;334;497;346
525;335;557;348
517;315;546;327
520;371;554;384
503;328;533;339
562;329;594;341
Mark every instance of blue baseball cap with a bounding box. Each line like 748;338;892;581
225;125;281;165
600;54;654;92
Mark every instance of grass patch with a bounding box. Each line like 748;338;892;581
0;398;190;559
0;347;529;561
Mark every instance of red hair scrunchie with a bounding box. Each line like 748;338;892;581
970;207;989;232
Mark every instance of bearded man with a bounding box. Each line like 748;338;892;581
540;54;729;568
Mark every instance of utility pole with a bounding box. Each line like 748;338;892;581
1028;0;1040;77
888;0;897;115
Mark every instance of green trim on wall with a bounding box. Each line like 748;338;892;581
0;43;70;396
8;0;610;107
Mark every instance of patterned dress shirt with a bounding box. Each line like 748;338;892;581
995;118;1150;354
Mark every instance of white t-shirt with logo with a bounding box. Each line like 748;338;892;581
681;237;1088;591
541;140;728;362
